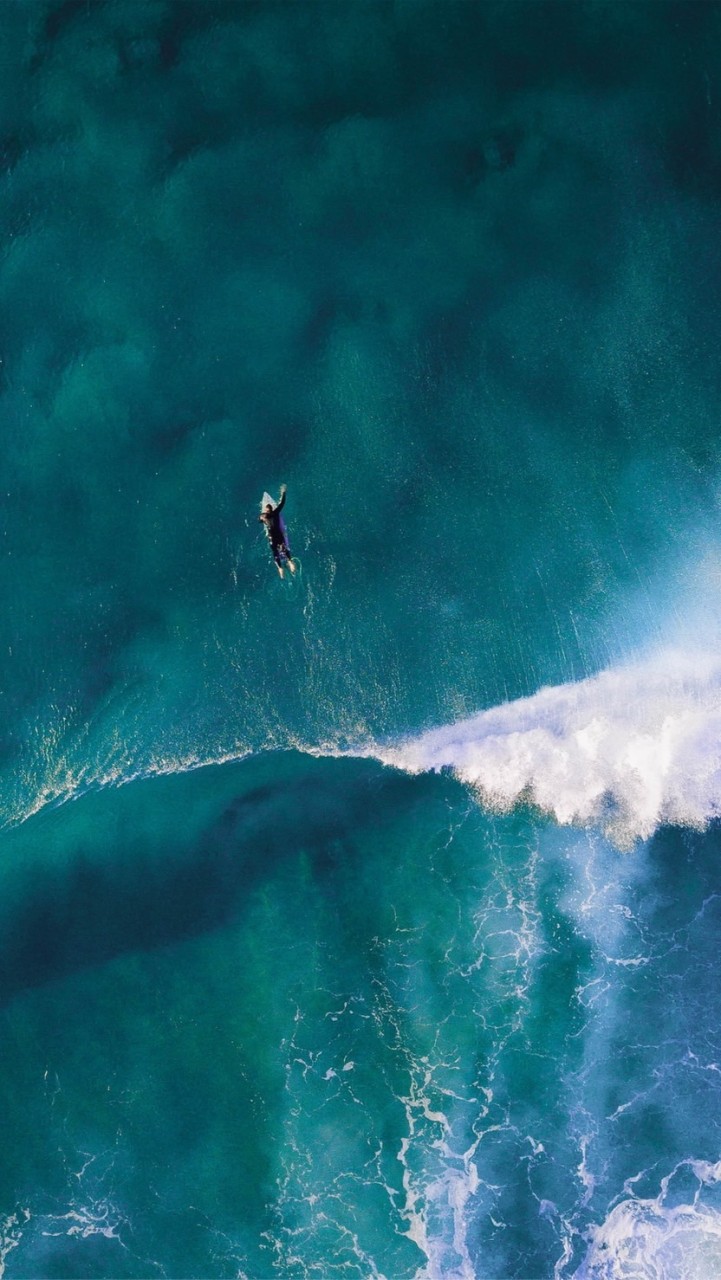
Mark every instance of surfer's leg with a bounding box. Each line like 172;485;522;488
272;545;285;578
277;539;295;573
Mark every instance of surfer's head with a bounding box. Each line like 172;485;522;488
263;504;273;516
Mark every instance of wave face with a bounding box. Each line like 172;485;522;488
2;0;721;1277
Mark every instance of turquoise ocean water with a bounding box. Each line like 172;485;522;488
4;2;721;1276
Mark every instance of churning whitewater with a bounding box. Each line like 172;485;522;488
366;649;721;846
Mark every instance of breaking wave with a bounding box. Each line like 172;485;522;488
364;650;721;846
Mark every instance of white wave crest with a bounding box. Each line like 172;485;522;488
368;651;721;845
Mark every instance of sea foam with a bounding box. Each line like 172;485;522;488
365;650;721;846
574;1171;721;1280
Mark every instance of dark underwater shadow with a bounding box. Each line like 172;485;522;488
0;751;440;1006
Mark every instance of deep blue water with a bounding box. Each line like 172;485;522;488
3;1;721;1276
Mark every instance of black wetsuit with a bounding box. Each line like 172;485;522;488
260;490;292;566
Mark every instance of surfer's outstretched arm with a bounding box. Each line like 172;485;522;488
276;484;287;512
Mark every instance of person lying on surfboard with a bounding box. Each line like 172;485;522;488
259;484;296;579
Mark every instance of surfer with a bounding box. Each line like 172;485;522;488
259;483;296;578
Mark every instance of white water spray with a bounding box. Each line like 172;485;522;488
366;650;721;846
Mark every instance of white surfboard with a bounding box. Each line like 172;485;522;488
260;491;275;511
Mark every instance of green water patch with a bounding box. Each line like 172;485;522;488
4;0;721;819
